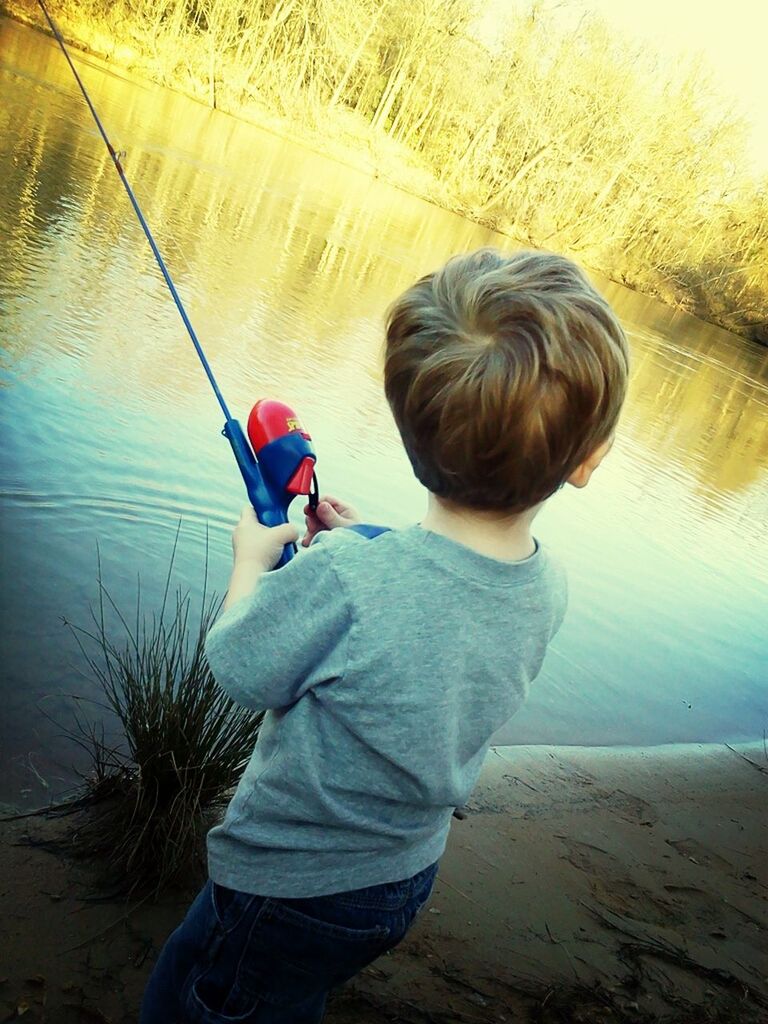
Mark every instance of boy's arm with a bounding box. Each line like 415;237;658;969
205;513;357;711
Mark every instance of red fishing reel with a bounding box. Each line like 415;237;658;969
222;399;318;566
247;399;318;511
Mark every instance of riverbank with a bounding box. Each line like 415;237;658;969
0;3;447;219
2;1;766;346
2;743;766;1022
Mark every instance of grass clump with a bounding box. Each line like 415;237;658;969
67;529;260;894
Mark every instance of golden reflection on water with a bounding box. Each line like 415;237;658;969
620;307;768;502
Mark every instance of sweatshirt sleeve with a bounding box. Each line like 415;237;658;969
204;534;355;711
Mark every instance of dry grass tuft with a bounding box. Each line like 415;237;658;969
65;526;260;895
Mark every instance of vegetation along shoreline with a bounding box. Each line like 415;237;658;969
2;0;766;346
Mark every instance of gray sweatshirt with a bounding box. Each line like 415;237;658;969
204;525;567;897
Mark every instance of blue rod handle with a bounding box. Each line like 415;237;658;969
222;419;296;568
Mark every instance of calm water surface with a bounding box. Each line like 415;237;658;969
1;19;767;806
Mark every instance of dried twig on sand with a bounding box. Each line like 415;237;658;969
724;743;768;775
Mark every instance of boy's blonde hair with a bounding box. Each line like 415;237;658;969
384;249;629;513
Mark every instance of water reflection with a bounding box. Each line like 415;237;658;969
1;17;766;806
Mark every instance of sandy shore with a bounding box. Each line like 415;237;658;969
2;743;766;1022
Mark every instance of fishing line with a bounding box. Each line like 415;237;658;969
38;0;319;563
37;0;232;421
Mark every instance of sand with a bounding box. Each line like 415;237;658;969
1;742;766;1022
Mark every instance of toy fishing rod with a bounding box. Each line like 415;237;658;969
37;0;317;567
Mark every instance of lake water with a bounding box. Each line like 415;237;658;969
1;18;767;807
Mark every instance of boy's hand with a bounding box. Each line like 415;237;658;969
302;495;361;547
223;508;299;612
232;506;299;571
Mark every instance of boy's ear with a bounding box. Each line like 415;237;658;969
566;437;614;489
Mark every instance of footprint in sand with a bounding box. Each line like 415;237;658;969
605;789;658;827
665;838;734;871
561;839;682;927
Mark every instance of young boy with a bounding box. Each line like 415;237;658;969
141;248;629;1023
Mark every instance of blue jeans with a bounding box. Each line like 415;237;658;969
140;862;438;1024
